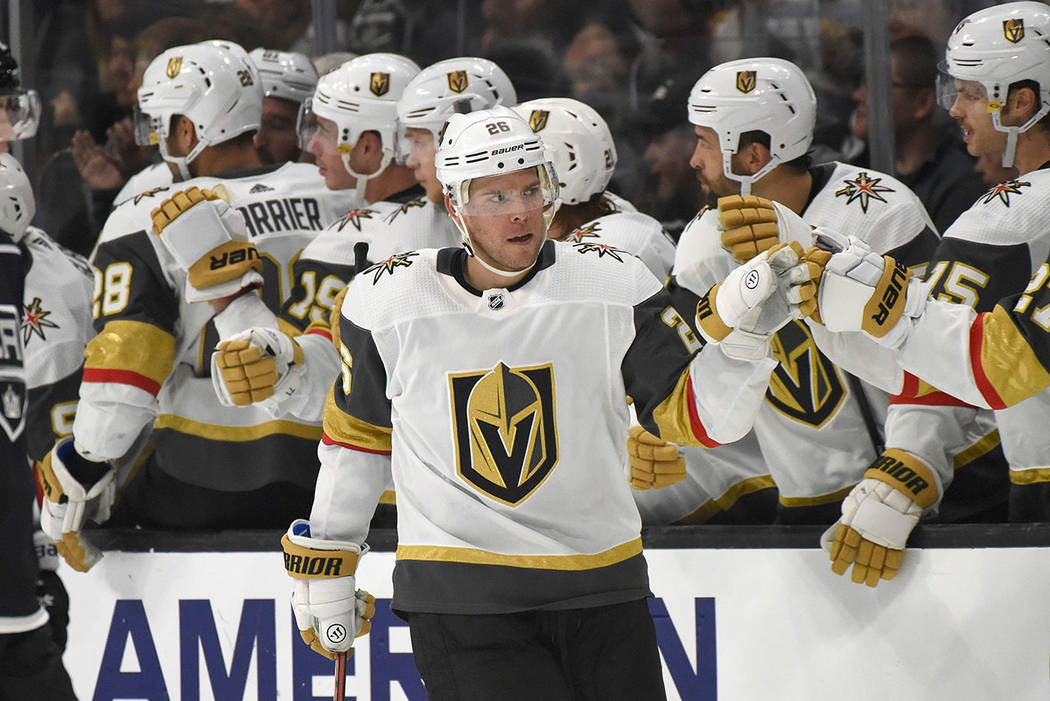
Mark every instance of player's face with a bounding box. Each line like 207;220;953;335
255;96;303;164
404;127;442;203
948;79;1005;158
460;168;547;277
689;125;739;197
307;114;357;190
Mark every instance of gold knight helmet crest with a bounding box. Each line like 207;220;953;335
166;56;183;79
528;109;549;132
447;70;469;93
370;71;390;97
1004;18;1025;43
736;70;757;94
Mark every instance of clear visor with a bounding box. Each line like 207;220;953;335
460;165;558;218
296;97;319;151
935;62;990;112
132;105;162;146
0;90;41;141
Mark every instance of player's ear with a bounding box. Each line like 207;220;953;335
171;115;198;152
443;192;458;220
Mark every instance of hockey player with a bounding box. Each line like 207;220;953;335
249;48;318;165
0;56;78;700
512;96;675;280
811;1;1050;586
671;56;990;531
36;42;356;569
261;106;817;697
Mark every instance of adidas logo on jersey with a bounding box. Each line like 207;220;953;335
249;183;275;194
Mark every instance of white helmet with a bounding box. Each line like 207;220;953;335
135;42;263;179
436;106;560;275
301;53;420;178
513;97;617;205
396;56;517;157
0;153;35;242
943;1;1050;167
249;48;318;104
688;57;816;195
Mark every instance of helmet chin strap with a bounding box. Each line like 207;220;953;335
340;146;393;204
989;96;1050;169
722;151;780;196
451;214;543;280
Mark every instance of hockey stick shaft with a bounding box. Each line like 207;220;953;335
333;651;347;701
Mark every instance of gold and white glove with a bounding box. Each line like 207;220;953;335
627;425;686;490
810;229;925;347
212;327;305;407
282;520;375;660
717;194;815;262
151;186;263;304
822;449;939;587
37;437;115;572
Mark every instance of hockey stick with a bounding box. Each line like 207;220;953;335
333;651;347;701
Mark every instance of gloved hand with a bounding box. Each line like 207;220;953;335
151;185;263;304
821;448;939;587
212;327;305;407
809;229;924;347
282;519;375;660
693;241;819;359
37;438;115;572
627;425;686;489
717;194;816;262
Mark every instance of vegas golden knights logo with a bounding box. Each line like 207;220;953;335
1004;18;1025;43
166;56;183;79
369;72;390;97
765;321;845;427
528;109;549;133
449;362;559;505
736;70;757;94
447;70;469;93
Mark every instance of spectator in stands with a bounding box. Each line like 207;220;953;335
847;34;986;232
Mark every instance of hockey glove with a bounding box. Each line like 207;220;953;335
151;186;264;304
811;230;923;347
37;437;116;572
823;449;939;587
627;425;686;490
282;520;375;660
718;194;817;262
212;327;305;407
694;241;818;360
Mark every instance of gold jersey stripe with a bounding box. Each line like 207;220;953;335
278;317;304;339
322;389;392;453
778;483;854;508
677;474;776;524
953;430;1000;469
976;307;1050;408
651;370;717;448
379;490;396;505
153;414;322;441
84;320;175;387
396;537;643;571
1009;466;1050;485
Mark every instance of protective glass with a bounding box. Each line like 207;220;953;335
461;165;558;219
0;90;41;141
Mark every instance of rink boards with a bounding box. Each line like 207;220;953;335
61;526;1050;701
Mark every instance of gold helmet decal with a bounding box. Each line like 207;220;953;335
447;70;469;93
1004;18;1025;43
528;109;550;133
370;72;390;97
735;70;757;94
449;362;559;505
166;56;183;79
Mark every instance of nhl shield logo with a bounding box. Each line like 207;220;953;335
449;362;559;505
369;72;390;97
166;56;183;79
736;70;757;94
528;109;549;132
1004;18;1025;43
447;70;469;93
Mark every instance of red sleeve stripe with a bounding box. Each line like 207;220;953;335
969;313;1007;410
891;372;972;407
321;432;392;455
81;367;161;396
686;375;721;448
306;327;333;341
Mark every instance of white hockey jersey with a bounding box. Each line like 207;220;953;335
21;228;94;461
76;162;354;494
675;162;940;517
312;240;776;613
562;210;676;281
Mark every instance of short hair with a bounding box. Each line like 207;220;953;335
891;35;938;91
